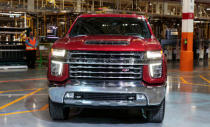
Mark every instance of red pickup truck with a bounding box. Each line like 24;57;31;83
48;14;167;123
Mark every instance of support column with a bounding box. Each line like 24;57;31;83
44;14;46;36
36;16;39;37
163;2;168;15
91;0;95;12
76;0;82;12
156;2;160;14
180;0;194;71
116;0;119;10
62;0;64;10
24;13;27;28
100;0;103;7
27;0;35;11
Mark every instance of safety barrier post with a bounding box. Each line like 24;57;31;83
180;0;194;71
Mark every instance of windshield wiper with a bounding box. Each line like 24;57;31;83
124;33;144;39
70;34;88;37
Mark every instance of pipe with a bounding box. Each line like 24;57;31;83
63;0;64;10
24;13;27;28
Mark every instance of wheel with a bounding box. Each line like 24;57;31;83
49;98;69;120
147;99;165;123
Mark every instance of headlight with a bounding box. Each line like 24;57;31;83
51;60;63;76
51;49;66;57
149;63;162;78
146;51;162;59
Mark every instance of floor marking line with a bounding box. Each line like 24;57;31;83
181;82;210;87
199;75;210;83
0;104;48;116
0;88;39;94
0;88;43;111
168;80;210;87
40;104;49;110
0;78;47;83
0;94;48;96
180;77;192;84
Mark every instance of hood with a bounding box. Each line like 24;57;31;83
52;35;162;51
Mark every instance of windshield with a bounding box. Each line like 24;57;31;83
69;17;151;38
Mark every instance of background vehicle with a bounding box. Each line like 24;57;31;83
48;14;167;123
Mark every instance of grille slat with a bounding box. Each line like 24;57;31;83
70;71;141;75
69;76;141;79
68;51;144;80
70;67;141;70
70;57;142;60
70;52;144;56
68;62;144;66
69;65;140;70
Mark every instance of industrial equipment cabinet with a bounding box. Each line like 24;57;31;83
0;27;29;70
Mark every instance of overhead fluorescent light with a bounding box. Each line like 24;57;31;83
194;21;204;23
0;13;22;17
60;10;67;13
14;12;26;14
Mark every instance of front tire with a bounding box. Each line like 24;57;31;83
49;98;69;120
147;99;165;123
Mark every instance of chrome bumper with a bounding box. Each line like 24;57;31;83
49;80;166;107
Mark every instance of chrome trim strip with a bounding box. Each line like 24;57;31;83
70;52;144;56
67;61;161;65
64;100;147;107
70;71;142;74
66;80;144;87
67;62;146;65
69;75;141;79
69;66;141;69
70;57;143;60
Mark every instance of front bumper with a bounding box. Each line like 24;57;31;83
49;80;166;107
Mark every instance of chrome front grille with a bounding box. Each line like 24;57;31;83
68;51;145;80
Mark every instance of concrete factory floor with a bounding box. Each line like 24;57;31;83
0;62;210;127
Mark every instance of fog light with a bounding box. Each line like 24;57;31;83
65;92;74;99
136;94;146;101
149;63;162;78
51;60;63;76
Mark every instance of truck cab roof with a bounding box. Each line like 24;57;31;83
78;14;146;19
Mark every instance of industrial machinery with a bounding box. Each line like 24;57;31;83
40;26;59;43
0;27;29;70
161;28;180;61
37;26;58;67
47;14;167;123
